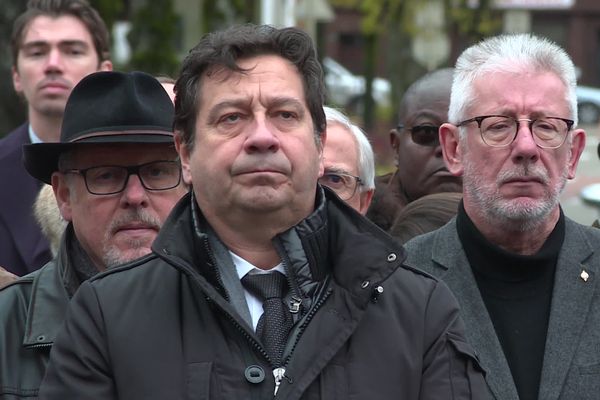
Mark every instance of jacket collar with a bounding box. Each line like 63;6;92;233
153;188;404;299
23;225;77;347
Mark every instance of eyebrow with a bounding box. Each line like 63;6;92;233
268;97;306;112
325;166;353;175
206;96;306;123
206;99;252;124
21;39;90;50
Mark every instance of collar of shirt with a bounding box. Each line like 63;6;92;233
28;124;43;144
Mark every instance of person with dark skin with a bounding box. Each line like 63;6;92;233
366;68;462;231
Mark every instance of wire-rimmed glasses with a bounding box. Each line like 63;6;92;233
319;172;363;200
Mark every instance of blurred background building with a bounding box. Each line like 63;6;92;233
3;0;600;166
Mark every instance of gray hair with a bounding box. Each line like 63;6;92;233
448;33;578;128
324;106;375;190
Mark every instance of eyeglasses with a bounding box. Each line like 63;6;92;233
397;124;440;147
64;160;182;195
457;115;574;149
319;172;363;201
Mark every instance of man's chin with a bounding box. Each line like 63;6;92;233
103;246;153;268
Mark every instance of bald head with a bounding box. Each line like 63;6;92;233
398;68;454;122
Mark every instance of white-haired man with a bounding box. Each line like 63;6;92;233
404;33;596;400
319;106;375;214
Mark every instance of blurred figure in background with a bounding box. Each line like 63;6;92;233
0;0;112;276
319;106;375;214
366;68;461;231
390;192;462;244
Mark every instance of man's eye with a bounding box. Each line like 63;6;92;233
222;114;241;123
25;49;45;57
327;174;342;183
88;167;120;182
321;174;346;187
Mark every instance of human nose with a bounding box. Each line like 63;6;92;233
511;119;540;162
44;48;64;73
120;174;149;208
243;116;280;153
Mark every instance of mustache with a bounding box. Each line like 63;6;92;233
497;164;550;185
108;209;162;235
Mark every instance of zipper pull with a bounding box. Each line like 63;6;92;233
289;296;301;313
273;367;286;395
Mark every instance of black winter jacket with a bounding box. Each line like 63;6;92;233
40;191;489;400
0;226;78;399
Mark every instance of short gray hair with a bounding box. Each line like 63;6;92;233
449;33;578;128
324;106;375;190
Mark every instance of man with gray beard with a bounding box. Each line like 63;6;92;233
0;70;186;398
403;34;600;400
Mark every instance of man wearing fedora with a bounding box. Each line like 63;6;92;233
0;70;186;399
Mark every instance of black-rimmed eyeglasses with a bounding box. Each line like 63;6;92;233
319;172;363;200
457;115;574;149
396;124;440;147
64;160;182;195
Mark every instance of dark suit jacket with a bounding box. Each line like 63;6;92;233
0;124;51;275
404;217;600;400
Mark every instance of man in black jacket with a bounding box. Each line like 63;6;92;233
0;71;187;399
40;25;488;400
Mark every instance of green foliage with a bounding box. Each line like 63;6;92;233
127;0;180;77
89;0;123;31
201;0;258;34
445;0;501;41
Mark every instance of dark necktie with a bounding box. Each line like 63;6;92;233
242;271;293;366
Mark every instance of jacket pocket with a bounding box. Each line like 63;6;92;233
562;363;600;399
446;332;490;399
186;362;212;400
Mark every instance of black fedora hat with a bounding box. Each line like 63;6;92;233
23;70;175;184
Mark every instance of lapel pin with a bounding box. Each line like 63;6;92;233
581;270;590;282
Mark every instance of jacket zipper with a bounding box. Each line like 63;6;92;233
282;283;333;367
26;343;52;350
175;236;333;397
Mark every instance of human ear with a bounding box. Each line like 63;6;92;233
52;173;73;222
175;132;193;185
439;123;464;176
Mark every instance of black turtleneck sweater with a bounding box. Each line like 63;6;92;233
456;204;564;400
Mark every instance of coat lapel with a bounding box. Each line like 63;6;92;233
430;221;520;400
538;218;598;400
